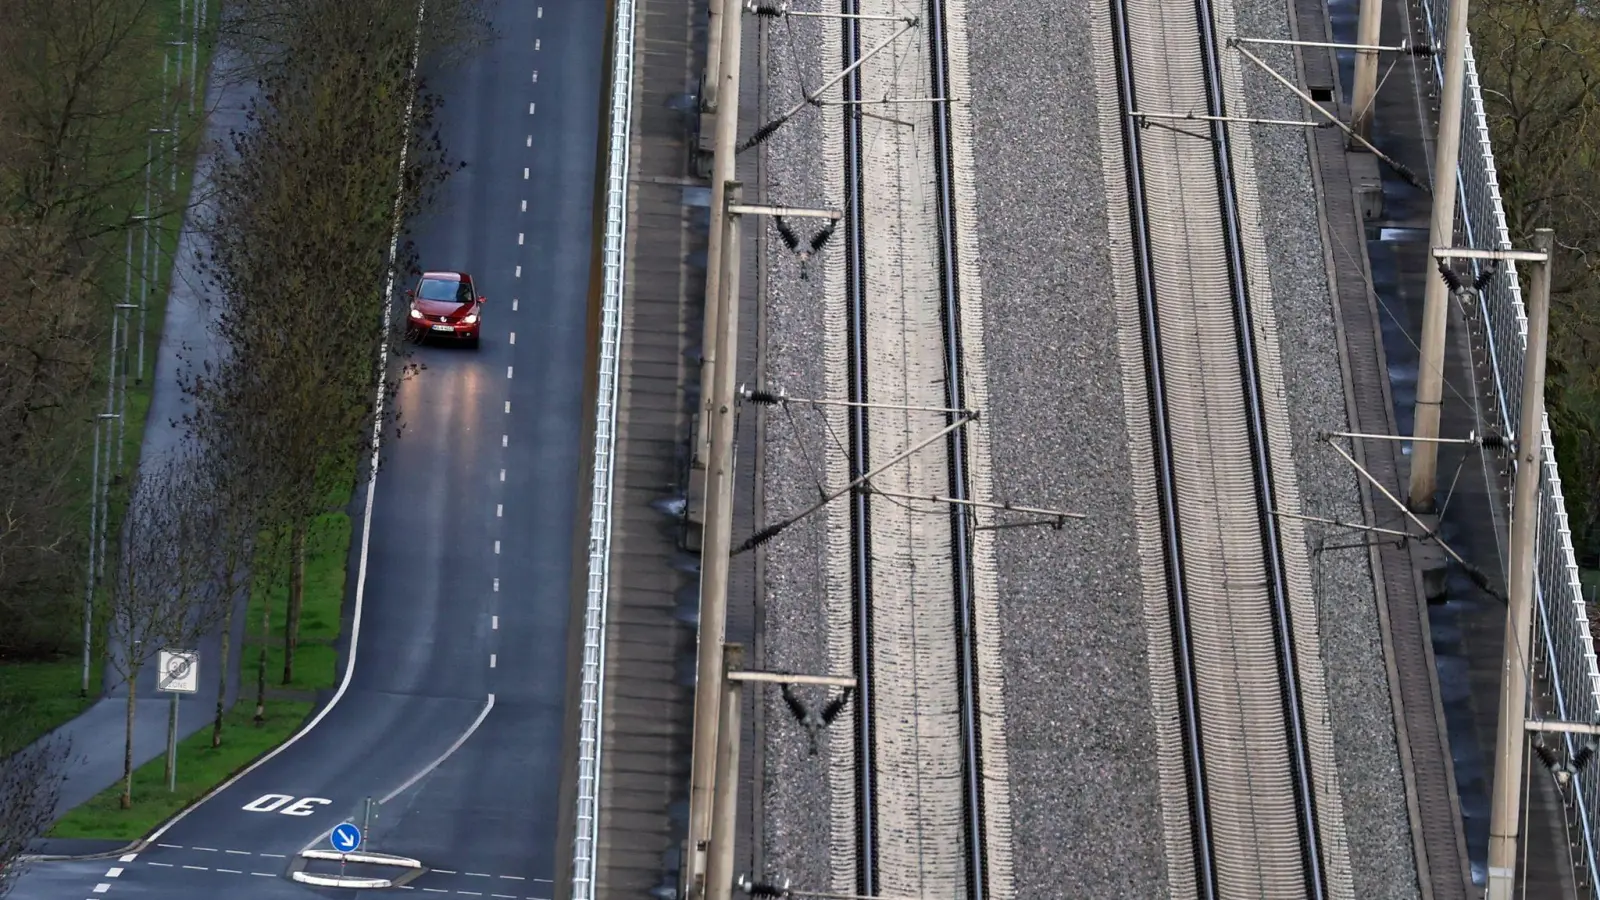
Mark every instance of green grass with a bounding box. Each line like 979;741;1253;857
48;700;313;841
242;508;353;694
1582;568;1599;601
0;655;103;752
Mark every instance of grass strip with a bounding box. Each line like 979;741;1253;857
0;657;102;753
48;700;313;841
243;504;353;695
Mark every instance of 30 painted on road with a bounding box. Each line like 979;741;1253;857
241;793;332;816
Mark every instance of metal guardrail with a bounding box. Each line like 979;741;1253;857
570;0;640;892
1414;1;1600;888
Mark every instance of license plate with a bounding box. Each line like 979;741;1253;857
430;324;454;332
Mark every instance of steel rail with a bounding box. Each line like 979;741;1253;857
1190;0;1326;890
840;0;878;895
840;0;986;894
921;0;988;893
1109;0;1327;892
1105;0;1216;893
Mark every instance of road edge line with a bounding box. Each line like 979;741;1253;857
132;0;432;851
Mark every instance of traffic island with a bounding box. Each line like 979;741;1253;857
288;848;426;889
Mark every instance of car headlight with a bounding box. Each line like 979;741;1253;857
463;314;478;325
409;307;422;319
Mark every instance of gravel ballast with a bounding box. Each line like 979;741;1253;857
754;0;1420;894
963;0;1171;894
755;7;850;895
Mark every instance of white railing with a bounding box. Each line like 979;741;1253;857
570;0;639;892
1414;1;1600;889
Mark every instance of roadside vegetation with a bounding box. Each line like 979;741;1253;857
1472;0;1600;593
0;0;209;745
2;0;216;886
1;0;488;864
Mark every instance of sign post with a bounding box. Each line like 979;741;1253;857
332;822;363;878
157;649;198;792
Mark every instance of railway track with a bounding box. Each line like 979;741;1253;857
1105;0;1338;895
836;0;993;897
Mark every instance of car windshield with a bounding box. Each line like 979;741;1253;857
417;278;464;302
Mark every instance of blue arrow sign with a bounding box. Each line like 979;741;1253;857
330;822;362;854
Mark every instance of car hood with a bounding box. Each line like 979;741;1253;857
414;298;475;318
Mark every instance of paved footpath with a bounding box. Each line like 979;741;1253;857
26;49;262;844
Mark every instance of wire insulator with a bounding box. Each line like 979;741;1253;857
1393;161;1427;191
739;117;788;153
1472;258;1499;292
745;389;784;405
734;522;787;555
1437;260;1464;293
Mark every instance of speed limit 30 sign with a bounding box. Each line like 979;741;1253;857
158;649;199;693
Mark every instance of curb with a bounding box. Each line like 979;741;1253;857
286;848;428;890
19;839;146;864
300;849;422;868
291;871;393;889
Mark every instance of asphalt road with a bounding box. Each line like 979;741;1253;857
10;0;604;897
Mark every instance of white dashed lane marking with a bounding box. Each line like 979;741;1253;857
149;863;172;868
494;540;501;554
502;434;508;448
512;299;519;311
92;884;109;894
496;504;503;517
150;845;284;859
492;615;499;629
499;470;506;483
119;854;137;863
104;868;123;878
523;167;529;179
525;135;531;147
532;71;538;82
528;101;536;114
535;38;541;50
514;265;522;278
506;366;514;379
517;233;524;245
489;654;497;669
505;400;511;413
520;199;527;211
494;577;500;591
509;332;516;345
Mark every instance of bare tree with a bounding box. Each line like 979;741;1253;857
103;454;231;808
216;0;492;84
0;214;96;659
0;707;69;897
0;0;213;665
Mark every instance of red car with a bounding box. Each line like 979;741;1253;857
406;271;485;348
